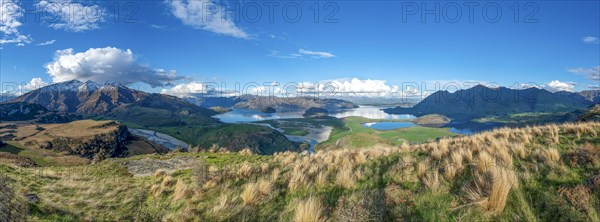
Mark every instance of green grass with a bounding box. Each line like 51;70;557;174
1;141;87;167
281;128;309;136
379;127;456;144
0;143;24;154
319;116;457;149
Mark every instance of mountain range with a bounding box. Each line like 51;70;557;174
384;85;599;119
4;80;302;154
183;94;358;111
12;80;217;119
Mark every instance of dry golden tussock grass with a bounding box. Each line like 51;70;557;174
241;181;261;205
462;167;517;214
293;196;326;222
239;148;254;156
237;162;256;178
336;166;356;189
289;165;310;191
533;147;561;163
173;179;192;201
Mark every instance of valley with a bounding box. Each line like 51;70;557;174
1;81;599;221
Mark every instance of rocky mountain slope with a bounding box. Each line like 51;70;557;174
579;104;600;122
578;89;600;104
0;102;80;123
385;85;593;119
13;80;215;115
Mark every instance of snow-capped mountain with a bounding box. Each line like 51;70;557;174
12;80;216;117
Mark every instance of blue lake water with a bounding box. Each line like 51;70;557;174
449;128;475;135
362;122;418;130
329;106;416;120
214;109;304;123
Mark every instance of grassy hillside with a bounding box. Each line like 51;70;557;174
4;121;599;221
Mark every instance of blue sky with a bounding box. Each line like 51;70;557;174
1;0;599;97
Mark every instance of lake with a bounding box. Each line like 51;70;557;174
329;106;416;120
214;109;304;123
362;121;417;130
215;106;416;123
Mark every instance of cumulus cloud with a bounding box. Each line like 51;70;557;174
0;0;32;45
582;36;600;44
46;47;184;87
36;0;104;32
19;78;49;91
169;0;249;39
37;39;56;46
162;82;212;95
544;80;576;92
567;66;600;82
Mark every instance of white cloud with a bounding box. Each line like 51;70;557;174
169;0;249;39
298;49;335;58
0;0;32;45
269;50;302;59
292;78;426;98
567;66;600;82
19;78;49;91
36;0;104;32
582;36;600;44
270;49;336;60
150;24;167;29
37;39;56;46
46;47;184;87
161;82;210;95
544;80;575;92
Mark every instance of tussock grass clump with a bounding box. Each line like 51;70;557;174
293;196;326;222
462;167;517;214
241;179;273;205
315;171;329;188
239;148;254;156
533;147;561;163
336;166;356;189
238;161;256;178
173;179;192;201
241;181;261;205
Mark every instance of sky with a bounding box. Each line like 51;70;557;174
1;0;599;98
